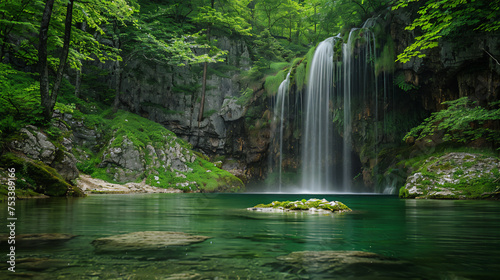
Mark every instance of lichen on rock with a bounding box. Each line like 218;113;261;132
399;152;500;199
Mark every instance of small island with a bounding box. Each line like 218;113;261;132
247;198;352;213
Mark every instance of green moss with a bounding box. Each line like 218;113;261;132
399;186;409;198
0;153;84;197
251;199;351;212
264;69;288;96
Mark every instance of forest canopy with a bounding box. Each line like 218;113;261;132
2;0;496;131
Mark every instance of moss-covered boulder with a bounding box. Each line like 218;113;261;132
248;198;352;213
399;152;500;199
0;153;84;197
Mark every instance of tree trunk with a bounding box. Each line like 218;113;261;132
197;0;214;125
39;0;74;121
75;68;81;98
198;61;208;125
112;21;122;113
74;21;86;98
39;0;55;121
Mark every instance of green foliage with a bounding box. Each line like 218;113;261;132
264;68;288;96
236;88;254;106
375;35;395;74
294;58;307;90
394;73;418;92
0;63;46;138
393;0;500;63
403;97;500;146
251;29;294;76
192;6;252;37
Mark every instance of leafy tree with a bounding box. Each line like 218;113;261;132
403;97;500;147
0;0;44;63
393;0;500;63
191;0;251;123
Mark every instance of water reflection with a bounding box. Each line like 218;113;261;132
0;194;499;279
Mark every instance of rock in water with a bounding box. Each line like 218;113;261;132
247;198;352;213
276;250;408;276
91;231;211;252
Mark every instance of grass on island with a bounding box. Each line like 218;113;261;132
251;198;351;212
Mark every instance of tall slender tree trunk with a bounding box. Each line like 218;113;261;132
39;0;55;120
74;21;86;98
112;21;122;113
39;0;74;121
197;0;215;125
75;68;81;98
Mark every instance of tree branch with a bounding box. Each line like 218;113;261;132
483;48;500;66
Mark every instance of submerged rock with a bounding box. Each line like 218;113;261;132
247;198;352;213
0;233;76;248
400;152;500;199
276;250;407;275
91;231;211;252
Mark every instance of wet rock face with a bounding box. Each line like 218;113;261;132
391;5;500;112
116;37;250;155
400;152;500;199
91;231;211;252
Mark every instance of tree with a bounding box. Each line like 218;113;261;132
0;0;45;62
38;0;73;121
393;0;500;63
191;0;251;123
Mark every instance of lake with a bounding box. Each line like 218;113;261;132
1;193;500;279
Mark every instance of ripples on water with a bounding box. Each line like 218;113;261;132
1;194;499;279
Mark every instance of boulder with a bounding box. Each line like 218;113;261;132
9;125;79;181
400;152;500;199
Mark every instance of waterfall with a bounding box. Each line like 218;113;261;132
269;17;394;194
274;72;291;191
342;31;355;192
301;37;336;193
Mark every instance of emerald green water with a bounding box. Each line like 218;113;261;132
1;194;500;279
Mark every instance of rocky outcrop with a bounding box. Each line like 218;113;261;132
0;153;83;197
9;125;79;181
1;122;84;197
400;152;500;199
77;174;182;194
391;4;500;111
74;111;244;192
116;37;251;157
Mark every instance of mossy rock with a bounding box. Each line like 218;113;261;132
399;152;500;199
248;198;351;213
0;153;84;197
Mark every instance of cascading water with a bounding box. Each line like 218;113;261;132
269;17;394;193
274;72;291;191
301;37;337;193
